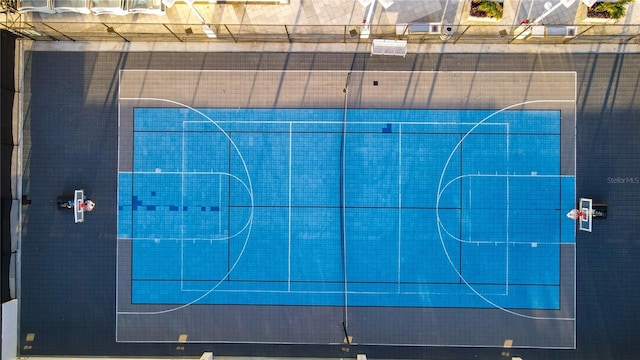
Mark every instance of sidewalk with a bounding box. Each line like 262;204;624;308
7;0;640;47
19;0;640;27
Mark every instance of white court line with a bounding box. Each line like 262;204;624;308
121;70;578;74
122;170;247;177
116;74;577;347
115;70;122;339
397;123;402;293
218;173;222;238
119;69;579;83
505;123;510;295
458;119;507;290
288;122;292;292
116;338;577;348
439;173;574;246
132;237;233;242
182;120;512;126
435;99;575;321
180;123;186;291
169;288;520;296
121;171;253;241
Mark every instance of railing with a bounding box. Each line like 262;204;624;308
1;20;639;44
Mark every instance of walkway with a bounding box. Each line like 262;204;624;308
5;0;640;44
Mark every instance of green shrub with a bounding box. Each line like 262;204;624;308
594;0;635;19
476;0;503;20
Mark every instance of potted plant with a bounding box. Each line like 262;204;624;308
469;0;504;21
587;0;635;21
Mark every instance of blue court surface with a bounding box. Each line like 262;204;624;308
118;107;575;309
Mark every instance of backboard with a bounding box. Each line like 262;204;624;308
74;189;85;223
579;198;592;232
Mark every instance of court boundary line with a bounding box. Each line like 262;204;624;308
119;69;579;78
116;70;577;348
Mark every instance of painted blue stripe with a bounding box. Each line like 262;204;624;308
133;108;561;133
561;176;577;243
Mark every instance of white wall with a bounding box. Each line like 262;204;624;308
1;299;18;360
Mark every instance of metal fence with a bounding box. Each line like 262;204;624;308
1;19;639;44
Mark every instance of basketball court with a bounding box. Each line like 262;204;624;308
116;70;577;349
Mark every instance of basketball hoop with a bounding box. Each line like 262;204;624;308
570;198;604;232
566;209;583;220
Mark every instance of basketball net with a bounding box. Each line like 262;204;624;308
566;209;583;221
